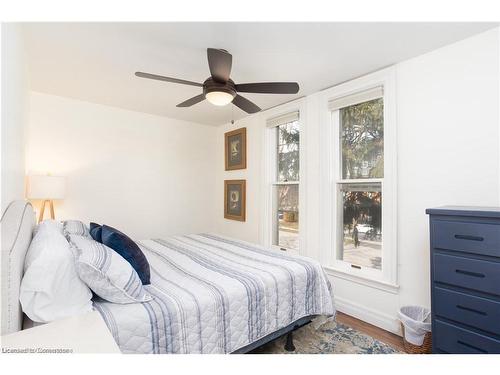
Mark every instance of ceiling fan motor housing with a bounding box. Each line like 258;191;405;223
203;77;237;99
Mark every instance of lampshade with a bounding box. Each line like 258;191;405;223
27;175;66;200
205;91;234;106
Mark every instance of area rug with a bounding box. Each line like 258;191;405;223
251;318;402;354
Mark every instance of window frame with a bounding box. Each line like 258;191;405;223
320;68;398;285
262;100;306;255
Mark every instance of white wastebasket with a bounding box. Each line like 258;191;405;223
398;305;432;353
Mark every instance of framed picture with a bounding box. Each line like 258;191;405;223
225;127;246;170
224;180;246;221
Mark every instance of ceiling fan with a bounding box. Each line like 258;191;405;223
135;48;300;114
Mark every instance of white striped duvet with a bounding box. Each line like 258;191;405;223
93;234;335;354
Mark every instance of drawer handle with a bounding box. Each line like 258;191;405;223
455;269;485;278
457;340;487;353
454;234;484;242
456;304;487;316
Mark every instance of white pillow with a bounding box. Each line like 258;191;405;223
32;219;63;238
20;223;93;323
69;235;152;304
62;220;90;237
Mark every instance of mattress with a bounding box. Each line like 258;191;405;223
93;234;335;354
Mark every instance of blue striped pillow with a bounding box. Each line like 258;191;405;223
69;235;152;304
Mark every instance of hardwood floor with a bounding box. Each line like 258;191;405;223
336;311;406;352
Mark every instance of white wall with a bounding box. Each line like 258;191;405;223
396;27;499;310
26;92;217;239
215;28;500;333
1;24;30;213
215;115;264;243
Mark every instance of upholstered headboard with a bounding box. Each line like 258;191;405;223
1;200;35;335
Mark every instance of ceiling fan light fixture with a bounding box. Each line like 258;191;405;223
205;90;234;106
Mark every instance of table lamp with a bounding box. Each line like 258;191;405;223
27;175;66;223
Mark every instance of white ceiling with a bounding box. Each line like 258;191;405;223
23;22;497;126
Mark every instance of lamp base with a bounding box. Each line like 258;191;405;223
38;200;55;224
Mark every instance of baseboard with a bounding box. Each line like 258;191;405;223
334;296;402;336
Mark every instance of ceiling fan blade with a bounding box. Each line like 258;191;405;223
176;94;206;107
232;95;261;114
135;72;203;87
235;82;299;94
207;48;232;83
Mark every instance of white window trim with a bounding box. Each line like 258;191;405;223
324;266;400;294
261;98;307;255
319;67;398;286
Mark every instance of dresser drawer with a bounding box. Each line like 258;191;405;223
432;220;500;257
433;253;500;296
434;320;500;353
434;287;500;335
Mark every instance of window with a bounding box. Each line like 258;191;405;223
340;98;384;180
268;112;300;252
339;182;382;269
331;88;385;273
322;70;397;285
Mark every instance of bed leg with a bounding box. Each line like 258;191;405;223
284;332;295;352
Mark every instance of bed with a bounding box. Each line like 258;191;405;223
1;200;335;354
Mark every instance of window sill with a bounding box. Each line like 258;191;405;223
324;266;400;294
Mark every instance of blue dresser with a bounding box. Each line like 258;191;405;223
426;206;500;354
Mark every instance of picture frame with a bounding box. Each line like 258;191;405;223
225;127;247;170
224;180;246;221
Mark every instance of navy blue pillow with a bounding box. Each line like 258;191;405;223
89;222;102;242
101;225;151;285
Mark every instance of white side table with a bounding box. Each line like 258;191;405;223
1;311;120;353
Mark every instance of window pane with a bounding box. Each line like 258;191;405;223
338;182;382;270
277;121;300;182
275;184;299;251
340;98;383;179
